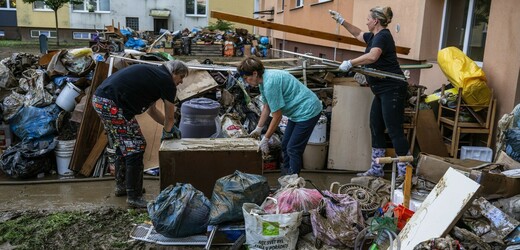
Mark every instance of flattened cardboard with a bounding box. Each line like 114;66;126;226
495;150;520;170
479;171;520;199
416;153;486;183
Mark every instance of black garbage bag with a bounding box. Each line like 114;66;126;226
209;170;270;225
147;183;211;238
0;138;57;178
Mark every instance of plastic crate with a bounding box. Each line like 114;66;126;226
460;146;493;162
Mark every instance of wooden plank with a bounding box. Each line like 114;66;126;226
176;60;219;101
392;168;481;249
79;131;108;176
211;11;410;55
327;80;373;171
416;109;450;157
70;62;112;171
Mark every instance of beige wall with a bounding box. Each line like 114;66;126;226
208;0;255;32
17;2;70;28
257;0;444;61
483;0;520;118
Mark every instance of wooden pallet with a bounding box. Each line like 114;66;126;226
190;44;223;56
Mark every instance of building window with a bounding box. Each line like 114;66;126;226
73;0;110;12
0;0;16;9
440;0;490;62
296;0;303;7
126;17;139;31
186;0;206;16
0;31;5;37
34;1;52;10
73;32;96;40
31;30;57;38
277;0;284;11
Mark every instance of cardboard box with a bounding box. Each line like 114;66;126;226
416;153;487;183
478;171;520;199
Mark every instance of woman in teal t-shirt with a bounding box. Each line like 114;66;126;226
238;57;322;175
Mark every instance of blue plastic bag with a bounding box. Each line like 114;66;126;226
147;183;211;238
9;104;61;140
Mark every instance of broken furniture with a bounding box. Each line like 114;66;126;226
327;80;373;171
158;138;263;197
437;85;497;158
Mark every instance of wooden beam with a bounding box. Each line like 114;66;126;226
211;11;410;55
70;62;112;172
79;131;108;177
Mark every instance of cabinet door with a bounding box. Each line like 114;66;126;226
328;82;373;171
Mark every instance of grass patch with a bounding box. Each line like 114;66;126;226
0;212;82;249
0;39;88;49
0;208;149;249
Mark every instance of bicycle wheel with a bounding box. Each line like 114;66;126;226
91;45;101;53
108;45;117;53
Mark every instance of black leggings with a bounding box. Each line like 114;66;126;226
370;86;410;156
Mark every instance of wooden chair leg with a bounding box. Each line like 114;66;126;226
454;127;461;159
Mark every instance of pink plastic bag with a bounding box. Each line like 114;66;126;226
262;175;322;214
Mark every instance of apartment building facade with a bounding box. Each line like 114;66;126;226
0;0;18;39
255;0;519;119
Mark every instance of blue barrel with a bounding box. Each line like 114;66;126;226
179;98;221;138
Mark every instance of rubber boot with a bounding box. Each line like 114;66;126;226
125;153;148;208
357;148;386;177
113;154;126;197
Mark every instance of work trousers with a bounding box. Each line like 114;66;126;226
370;86;410;156
281;114;321;175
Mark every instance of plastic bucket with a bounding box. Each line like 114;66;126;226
56;82;81;112
55;139;75;176
303;142;328;170
308;115;327;143
55;150;74;176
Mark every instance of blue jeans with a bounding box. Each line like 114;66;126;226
370;86;410;156
281;114;321;175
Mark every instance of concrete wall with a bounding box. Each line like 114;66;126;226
69;0;207;32
208;0;255;32
483;0;520;118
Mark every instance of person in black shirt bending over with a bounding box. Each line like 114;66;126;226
92;60;188;208
329;7;410;180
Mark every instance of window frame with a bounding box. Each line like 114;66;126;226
33;1;53;11
296;0;303;8
439;0;490;65
73;32;96;40
72;0;110;13
30;30;57;39
0;0;16;10
126;17;139;31
185;0;207;17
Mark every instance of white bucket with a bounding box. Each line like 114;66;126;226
303;142;328;170
55;139;75;176
55;150;74;176
308;115;327;143
56;82;81;112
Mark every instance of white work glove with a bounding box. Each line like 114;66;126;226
249;126;263;139
339;60;353;72
258;136;270;155
329;10;345;25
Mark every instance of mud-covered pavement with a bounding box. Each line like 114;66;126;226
0;178;160;249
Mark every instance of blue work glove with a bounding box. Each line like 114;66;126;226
329;10;345;25
161;126;181;141
339;60;353;72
